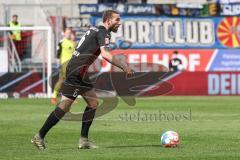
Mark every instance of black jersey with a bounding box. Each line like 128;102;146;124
65;25;111;85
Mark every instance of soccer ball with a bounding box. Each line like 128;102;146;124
161;131;179;148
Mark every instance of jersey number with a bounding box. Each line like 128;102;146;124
76;30;90;49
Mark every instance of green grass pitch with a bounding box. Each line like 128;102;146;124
0;96;240;160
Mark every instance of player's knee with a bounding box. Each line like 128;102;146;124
88;100;98;109
58;104;69;112
58;99;73;112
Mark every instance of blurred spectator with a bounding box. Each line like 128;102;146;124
170;5;179;16
8;14;23;59
169;51;183;71
8;14;22;41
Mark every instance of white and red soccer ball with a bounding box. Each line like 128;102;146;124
161;131;179;148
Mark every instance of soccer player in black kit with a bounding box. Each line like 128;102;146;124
31;10;133;150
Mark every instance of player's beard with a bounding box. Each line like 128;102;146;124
111;25;119;33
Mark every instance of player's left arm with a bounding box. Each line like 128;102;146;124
97;29;133;75
100;46;133;75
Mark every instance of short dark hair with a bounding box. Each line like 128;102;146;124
12;14;18;18
102;10;119;23
173;51;178;54
64;27;72;32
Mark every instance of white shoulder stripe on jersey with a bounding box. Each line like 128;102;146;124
90;27;99;32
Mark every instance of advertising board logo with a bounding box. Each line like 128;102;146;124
217;17;240;48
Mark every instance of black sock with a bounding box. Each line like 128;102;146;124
39;107;65;139
81;106;96;138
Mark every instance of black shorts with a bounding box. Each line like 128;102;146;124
60;74;93;100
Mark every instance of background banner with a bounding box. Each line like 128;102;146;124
92;16;240;49
165;72;240;95
108;49;214;72
220;3;240;15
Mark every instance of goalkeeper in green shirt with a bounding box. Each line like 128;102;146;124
51;27;76;105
